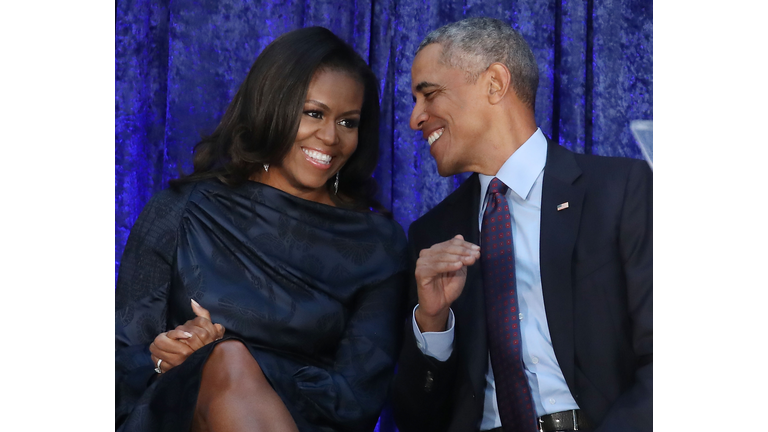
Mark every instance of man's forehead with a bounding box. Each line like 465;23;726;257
413;43;443;69
411;44;445;90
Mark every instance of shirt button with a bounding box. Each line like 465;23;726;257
519;313;524;320
531;356;539;364
549;398;556;405
416;342;424;349
425;371;434;392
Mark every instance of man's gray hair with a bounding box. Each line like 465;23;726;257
417;17;539;108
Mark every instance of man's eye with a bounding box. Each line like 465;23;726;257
424;91;436;99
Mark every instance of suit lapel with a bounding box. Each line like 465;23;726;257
539;141;584;392
443;143;586;399
443;174;488;399
441;173;482;245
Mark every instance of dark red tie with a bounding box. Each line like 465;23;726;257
481;178;537;432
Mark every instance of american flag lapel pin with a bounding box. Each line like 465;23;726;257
557;202;569;211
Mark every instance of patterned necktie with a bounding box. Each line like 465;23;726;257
481;178;538;432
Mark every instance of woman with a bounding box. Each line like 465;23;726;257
115;27;407;432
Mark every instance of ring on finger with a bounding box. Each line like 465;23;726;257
155;358;164;374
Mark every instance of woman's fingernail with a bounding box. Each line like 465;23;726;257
183;332;194;338
191;299;200;307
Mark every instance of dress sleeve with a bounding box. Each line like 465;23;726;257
115;188;188;428
289;269;408;432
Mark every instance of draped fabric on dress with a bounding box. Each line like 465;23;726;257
115;180;408;432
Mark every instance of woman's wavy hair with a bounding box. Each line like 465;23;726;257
171;27;387;214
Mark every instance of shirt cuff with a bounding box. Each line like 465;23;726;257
411;304;455;362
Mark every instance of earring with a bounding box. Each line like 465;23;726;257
263;163;269;172
334;172;339;195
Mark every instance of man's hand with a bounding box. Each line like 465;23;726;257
414;235;480;332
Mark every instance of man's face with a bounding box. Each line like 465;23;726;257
410;44;487;176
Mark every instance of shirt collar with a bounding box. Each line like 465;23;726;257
479;128;547;201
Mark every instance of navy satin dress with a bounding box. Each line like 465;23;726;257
115;180;408;432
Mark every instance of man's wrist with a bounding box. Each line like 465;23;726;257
412;305;455;361
415;307;450;332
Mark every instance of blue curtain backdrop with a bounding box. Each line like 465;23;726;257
115;0;651;428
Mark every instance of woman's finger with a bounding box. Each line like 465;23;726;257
214;323;226;340
150;352;186;372
189;299;225;341
150;344;189;373
175;324;212;350
190;298;211;321
154;333;195;357
188;317;217;340
166;329;194;340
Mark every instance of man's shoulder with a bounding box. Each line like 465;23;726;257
552;147;652;207
552;143;651;184
411;174;478;227
575;150;646;169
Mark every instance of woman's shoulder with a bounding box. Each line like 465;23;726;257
357;212;408;270
131;181;206;233
149;179;216;210
369;213;407;246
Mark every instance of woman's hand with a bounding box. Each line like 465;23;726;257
150;299;226;373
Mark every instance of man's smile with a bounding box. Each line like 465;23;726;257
427;128;444;146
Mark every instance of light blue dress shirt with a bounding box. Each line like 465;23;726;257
411;128;579;430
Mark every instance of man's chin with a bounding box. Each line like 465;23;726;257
435;162;461;178
431;141;465;177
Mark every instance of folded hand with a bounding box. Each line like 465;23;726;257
150;299;226;373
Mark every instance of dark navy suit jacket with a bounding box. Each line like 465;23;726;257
392;140;652;432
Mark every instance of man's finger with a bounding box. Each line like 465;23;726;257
426;249;480;263
421;245;478;259
420;238;479;256
416;260;466;280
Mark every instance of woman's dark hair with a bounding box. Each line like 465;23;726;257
171;27;386;214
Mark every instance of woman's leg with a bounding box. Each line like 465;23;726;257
191;340;299;432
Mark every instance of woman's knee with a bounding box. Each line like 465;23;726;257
209;340;252;363
203;340;264;385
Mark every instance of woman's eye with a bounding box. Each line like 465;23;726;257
305;110;323;119
337;119;360;129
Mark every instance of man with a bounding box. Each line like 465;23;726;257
392;17;652;432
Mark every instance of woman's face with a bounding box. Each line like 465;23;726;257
261;68;364;205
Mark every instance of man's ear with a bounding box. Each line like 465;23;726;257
485;62;511;105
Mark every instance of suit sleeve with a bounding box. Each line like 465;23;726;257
597;160;653;431
286;268;408;432
391;226;460;432
115;189;186;428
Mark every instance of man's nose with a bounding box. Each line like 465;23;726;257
410;102;427;131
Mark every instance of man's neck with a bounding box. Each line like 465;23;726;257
474;109;538;176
